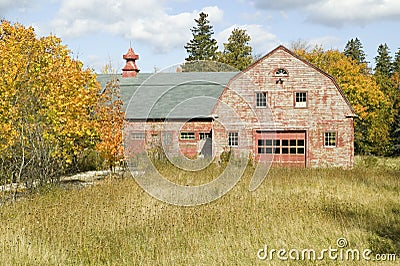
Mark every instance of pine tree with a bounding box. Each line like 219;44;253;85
218;28;253;71
392;104;400;155
393;48;400;74
374;43;393;76
184;12;218;61
344;38;366;64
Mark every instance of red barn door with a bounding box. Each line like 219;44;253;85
255;131;306;167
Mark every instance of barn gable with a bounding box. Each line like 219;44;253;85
240;45;356;118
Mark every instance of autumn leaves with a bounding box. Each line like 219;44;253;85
0;21;123;190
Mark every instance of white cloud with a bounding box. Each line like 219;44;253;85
47;0;224;54
0;0;30;15
202;6;224;24
308;0;400;26
216;24;279;55
251;0;400;26
251;0;320;10
307;36;341;49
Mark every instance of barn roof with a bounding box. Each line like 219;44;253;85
96;72;238;120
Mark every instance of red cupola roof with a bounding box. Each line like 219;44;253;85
122;47;140;78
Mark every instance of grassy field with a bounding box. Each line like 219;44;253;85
0;157;399;265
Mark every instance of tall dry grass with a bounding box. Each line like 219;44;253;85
0;157;399;265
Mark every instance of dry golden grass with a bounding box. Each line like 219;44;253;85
0;157;399;265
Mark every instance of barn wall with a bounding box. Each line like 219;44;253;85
212;47;355;168
124;120;213;158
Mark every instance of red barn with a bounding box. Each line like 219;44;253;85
98;45;356;168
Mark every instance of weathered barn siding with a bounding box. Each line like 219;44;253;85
124;120;213;159
211;46;355;167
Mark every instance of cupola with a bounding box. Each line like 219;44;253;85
122;47;140;78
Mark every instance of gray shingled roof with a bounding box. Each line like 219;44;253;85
97;72;238;119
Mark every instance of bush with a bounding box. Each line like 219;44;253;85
75;149;105;172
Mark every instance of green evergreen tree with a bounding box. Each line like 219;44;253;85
374;43;393;76
393;48;400;74
344;38;366;64
392;105;400;155
217;28;253;71
184;12;218;61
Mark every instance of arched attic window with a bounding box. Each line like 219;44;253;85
275;68;288;77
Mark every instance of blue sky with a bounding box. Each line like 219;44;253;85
1;0;400;73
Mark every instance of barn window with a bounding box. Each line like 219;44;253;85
275;68;288;76
258;139;273;154
258;138;304;154
324;132;337;147
199;132;211;140
295;92;307;108
132;132;145;140
180;132;195;140
256;92;267;107
228;132;239;147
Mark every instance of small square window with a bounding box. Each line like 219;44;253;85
324;132;337;147
295;92;307;108
256;92;267;107
228;132;239;147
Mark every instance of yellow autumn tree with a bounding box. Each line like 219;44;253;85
0;20;101;190
295;46;393;155
95;75;125;173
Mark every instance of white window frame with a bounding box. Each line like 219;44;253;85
180;132;195;140
256;92;267;108
324;132;337;147
228;132;239;147
199;132;211;140
295;91;307;108
275;68;288;77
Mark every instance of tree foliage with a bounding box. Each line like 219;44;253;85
393;48;400;74
389;72;400;155
294;46;393;155
184;12;218;62
373;44;400;155
0;21;101;191
374;43;393;77
344;38;367;64
217;28;253;71
95;76;124;172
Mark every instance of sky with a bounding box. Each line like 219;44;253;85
1;0;400;73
